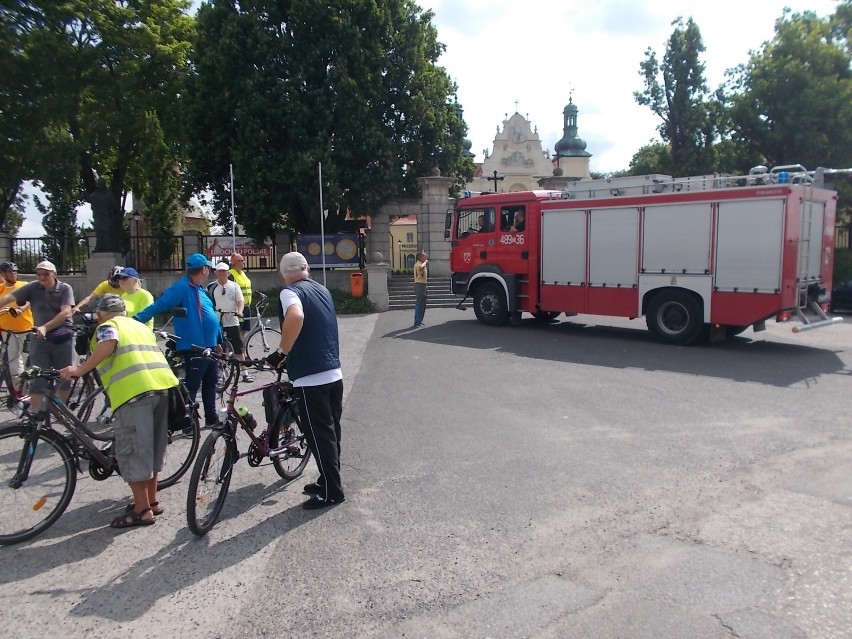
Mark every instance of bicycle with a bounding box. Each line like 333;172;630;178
186;348;310;537
0;366;200;545
0;326;30;416
213;310;240;394
243;292;282;362
66;312;103;423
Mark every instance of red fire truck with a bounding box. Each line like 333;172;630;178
449;166;842;344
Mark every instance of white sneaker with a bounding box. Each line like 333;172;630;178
242;372;254;383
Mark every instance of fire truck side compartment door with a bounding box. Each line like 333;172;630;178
589;207;639;287
541;209;586;285
643;203;712;274
715;198;784;292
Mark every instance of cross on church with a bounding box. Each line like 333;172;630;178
487;170;505;193
514;99;519;112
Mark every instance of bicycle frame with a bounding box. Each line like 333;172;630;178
0;329;31;413
198;348;297;460
14;374;115;487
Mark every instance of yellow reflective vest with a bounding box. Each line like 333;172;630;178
93;316;178;410
229;268;251;306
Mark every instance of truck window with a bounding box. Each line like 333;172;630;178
458;207;495;237
502;206;525;232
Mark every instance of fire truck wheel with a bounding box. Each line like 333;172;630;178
473;283;509;326
646;290;703;345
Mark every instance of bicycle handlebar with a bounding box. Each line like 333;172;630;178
188;345;273;370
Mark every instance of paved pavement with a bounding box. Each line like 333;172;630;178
1;308;850;638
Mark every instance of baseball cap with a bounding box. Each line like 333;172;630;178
279;252;308;274
118;267;139;279
94;293;126;313
35;260;57;272
186;253;213;269
0;262;18;271
215;262;230;271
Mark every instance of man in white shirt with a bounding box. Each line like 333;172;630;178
207;262;252;382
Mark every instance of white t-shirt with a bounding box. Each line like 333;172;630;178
279;287;342;387
208;280;244;327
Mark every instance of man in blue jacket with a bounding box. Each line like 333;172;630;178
134;253;222;427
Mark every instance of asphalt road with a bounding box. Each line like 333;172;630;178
1;308;851;639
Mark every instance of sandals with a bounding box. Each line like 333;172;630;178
125;501;164;516
111;507;156;529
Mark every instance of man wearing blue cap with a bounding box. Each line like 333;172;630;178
134;253;223;427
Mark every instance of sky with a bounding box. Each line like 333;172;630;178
18;0;841;238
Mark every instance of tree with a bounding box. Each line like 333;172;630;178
0;1;195;241
628;141;674;176
725;7;852;170
634;17;715;176
185;0;473;239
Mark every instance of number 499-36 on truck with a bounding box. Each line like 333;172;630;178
448;166;843;345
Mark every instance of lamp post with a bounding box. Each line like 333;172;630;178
398;239;402;271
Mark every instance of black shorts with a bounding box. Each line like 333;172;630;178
223;325;244;354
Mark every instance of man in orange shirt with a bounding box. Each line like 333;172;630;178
0;262;34;378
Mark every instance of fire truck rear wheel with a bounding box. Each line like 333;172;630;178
473;283;508;326
646;290;703;345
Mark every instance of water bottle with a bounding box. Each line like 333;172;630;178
236;405;258;431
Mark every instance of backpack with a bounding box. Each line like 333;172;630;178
167;383;195;433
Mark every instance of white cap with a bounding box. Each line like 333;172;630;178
35;260;57;272
279;252;308;274
215;262;230;271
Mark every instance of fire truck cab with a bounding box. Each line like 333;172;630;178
448;169;841;345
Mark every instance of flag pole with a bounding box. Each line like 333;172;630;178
318;161;327;287
230;163;236;254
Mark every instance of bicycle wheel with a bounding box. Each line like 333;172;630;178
186;428;235;536
75;387;112;440
0;424;77;545
216;339;235;394
158;403;200;490
270;407;311;480
245;324;281;362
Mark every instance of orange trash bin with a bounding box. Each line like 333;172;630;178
349;272;364;297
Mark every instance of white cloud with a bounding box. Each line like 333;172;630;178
419;0;839;172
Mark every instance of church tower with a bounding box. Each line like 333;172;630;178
552;97;591;180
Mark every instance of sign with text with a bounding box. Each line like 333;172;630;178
205;236;274;270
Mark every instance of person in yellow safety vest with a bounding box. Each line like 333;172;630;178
0;262;34;379
59;294;178;529
228;253;252;341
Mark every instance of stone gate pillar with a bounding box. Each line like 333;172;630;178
416;173;453;277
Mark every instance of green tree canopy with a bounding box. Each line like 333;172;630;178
185;0;473;239
634;17;715;176
724;6;852;170
0;0;195;242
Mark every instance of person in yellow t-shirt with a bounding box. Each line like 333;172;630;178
117;267;154;328
73;265;124;312
0;262;34;377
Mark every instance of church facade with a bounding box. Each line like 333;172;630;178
465;98;592;194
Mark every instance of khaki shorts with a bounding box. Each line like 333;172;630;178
113;392;169;483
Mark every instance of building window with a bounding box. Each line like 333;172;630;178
406;232;413;243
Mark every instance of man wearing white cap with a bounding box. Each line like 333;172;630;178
207;261;252;382
266;251;344;509
0;260;75;410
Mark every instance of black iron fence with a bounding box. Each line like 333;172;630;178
836;224;850;251
127;235;185;272
11;237;89;274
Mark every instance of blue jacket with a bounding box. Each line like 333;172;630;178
134;275;221;351
281;278;340;380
